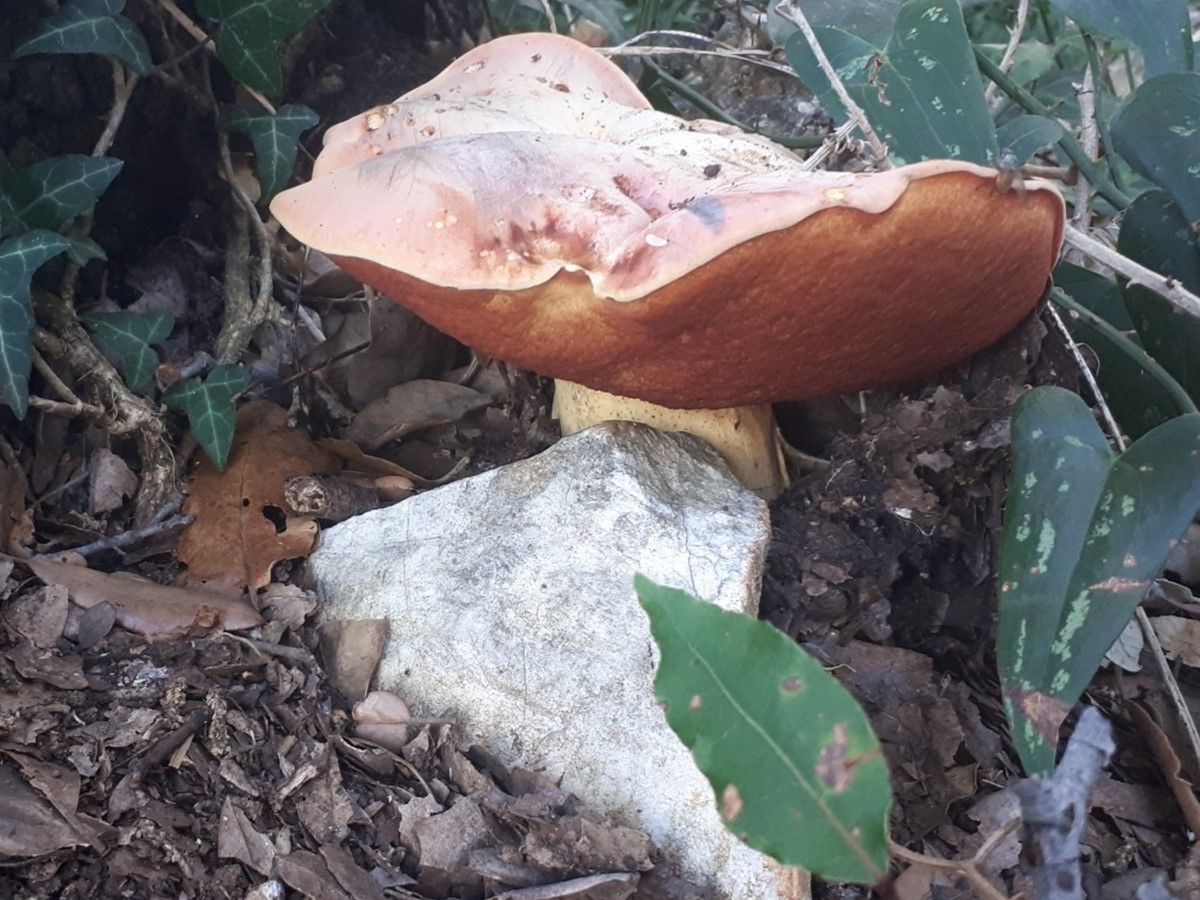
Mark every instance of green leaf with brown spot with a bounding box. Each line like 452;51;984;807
998;387;1200;774
635;576;890;884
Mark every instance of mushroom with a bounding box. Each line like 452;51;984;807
272;33;1064;498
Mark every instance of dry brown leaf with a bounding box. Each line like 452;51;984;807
88;448;138;514
1149;615;1200;667
318;619;387;702
0;458;33;557
217;797;276;876
1127;702;1200;838
24;555;261;634
178;401;338;592
316;438;428;485
345;379;492;450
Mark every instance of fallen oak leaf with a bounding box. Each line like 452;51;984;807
20;555;261;634
178;400;338;592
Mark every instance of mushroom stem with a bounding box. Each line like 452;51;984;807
552;379;789;500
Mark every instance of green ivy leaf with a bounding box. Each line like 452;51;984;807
786;0;998;165
222;104;319;202
15;0;152;75
1116;190;1200;405
195;0;330;96
0;156;123;235
635;576;891;884
1046;0;1192;78
998;387;1200;774
81;311;173;393
164;365;249;470
996;114;1066;164
1051;288;1192;439
1111;73;1200;226
0;231;71;419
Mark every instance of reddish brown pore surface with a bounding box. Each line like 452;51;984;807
333;172;1063;409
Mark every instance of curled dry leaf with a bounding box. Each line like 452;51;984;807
345;379;492;450
88;448;138;514
1151;615;1200;667
23;555;261;635
317;618;387;702
178;400;339;592
352;690;411;753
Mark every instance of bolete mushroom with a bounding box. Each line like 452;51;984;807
272;32;1064;498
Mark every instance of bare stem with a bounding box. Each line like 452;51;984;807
158;0;277;114
985;0;1030;105
772;0;889;161
1063;225;1200;321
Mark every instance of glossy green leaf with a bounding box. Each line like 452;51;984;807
1117;190;1200;403
0;231;71;419
222;104;319;202
0;156;123;235
998;387;1200;774
1046;0;1192;78
1051;288;1194;439
786;0;998;164
1054;261;1134;332
635;576;891;884
164;365;249;469
996;114;1065;164
1111;73;1200;226
978;40;1056;87
195;0;330;96
81;311;173;393
768;0;905;47
15;0;152;75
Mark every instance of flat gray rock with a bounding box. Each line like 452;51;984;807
309;422;806;898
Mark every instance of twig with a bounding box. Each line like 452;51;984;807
975;46;1132;209
30;350;105;418
799;119;860;172
96;59;140;156
70;499;191;557
771;1;889;161
599;29;796;77
1083;36;1129;195
157;0;276;114
1072;62;1098;230
1013;707;1114;900
210;67;276;364
534;0;557;33
889;839;1010;900
227;633;315;664
643;59;824;150
1045;303;1125;448
1063;225;1200;321
985;0;1031;105
28;395;104;419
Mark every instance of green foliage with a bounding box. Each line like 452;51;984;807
14;0;152;75
768;0;905;47
1111;73;1200;227
995;114;1065;164
164;365;249;470
786;0;998;165
0;232;71;419
1045;0;1193;77
977;40;1055;87
222;105;319;202
0;156;123;236
194;0;331;96
81;312;174;393
635;576;891;884
1051;286;1194;439
1116;191;1200;405
997;387;1200;774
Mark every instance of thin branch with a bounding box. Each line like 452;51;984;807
95;59;140;155
985;0;1031;106
1072;62;1098;229
158;0;276;114
599;30;796;77
772;0;889;161
28;395;104;419
1045;303;1126;449
1083;36;1130;195
535;0;558;33
975;46;1132;209
889;840;1011;900
1063;225;1200;321
31;349;101;417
